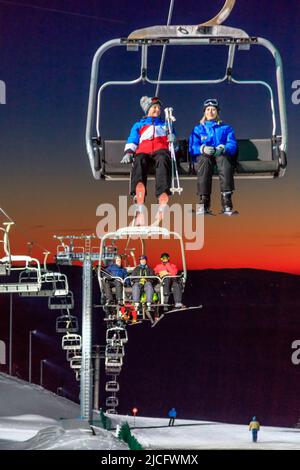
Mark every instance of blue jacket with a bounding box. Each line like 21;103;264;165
168;408;177;418
105;263;128;281
189;120;237;162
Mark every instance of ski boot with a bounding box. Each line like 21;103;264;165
175;302;186;309
196;194;213;216
220;191;238;216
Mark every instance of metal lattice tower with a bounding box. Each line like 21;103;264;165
54;234;99;421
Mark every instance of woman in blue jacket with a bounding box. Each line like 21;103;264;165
189;98;237;214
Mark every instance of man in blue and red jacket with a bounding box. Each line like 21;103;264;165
121;96;173;206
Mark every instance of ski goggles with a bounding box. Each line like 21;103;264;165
203;98;219;109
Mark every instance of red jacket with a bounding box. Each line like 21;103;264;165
154;262;178;277
124;116;169;155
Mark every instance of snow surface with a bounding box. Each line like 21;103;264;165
0;373;126;450
108;415;300;450
1;373;300;450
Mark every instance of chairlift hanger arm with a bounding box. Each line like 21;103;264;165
86;38;123;176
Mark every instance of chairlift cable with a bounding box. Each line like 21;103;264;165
155;0;175;97
0;0;124;24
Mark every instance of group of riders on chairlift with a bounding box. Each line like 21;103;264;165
121;95;238;217
102;252;185;322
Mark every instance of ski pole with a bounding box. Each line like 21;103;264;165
164;107;183;195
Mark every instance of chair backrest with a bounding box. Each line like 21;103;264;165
101;137;279;176
237;138;273;162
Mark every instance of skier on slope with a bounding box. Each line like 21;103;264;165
249;416;260;442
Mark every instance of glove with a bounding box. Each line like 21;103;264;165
159;270;169;278
139;278;146;286
214;145;225;157
167;133;176;143
121;152;134;164
201;145;216;156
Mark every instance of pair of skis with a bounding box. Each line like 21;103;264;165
151;304;203;328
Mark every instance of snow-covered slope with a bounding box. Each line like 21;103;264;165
0;373;126;450
0;373;79;419
1;373;300;450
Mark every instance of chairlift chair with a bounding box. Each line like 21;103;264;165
106;396;119;408
106;408;118;415
56;314;79;333
106;326;128;345
105;364;122;375
0;222;43;292
86;3;287;181
61;333;82;351
105;381;120;392
45;272;69;296
99;227;187;311
24;271;69;297
105;344;125;358
0;256;42;293
19;270;54;297
48;291;74;310
70;355;82;370
105;356;123;368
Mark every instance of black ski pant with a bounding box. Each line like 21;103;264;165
195;154;235;195
168;418;175;426
130;150;172;198
103;279;123;302
163;277;182;304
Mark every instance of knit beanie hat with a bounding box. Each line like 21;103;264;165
140;96;162;115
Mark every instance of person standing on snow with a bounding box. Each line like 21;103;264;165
189;98;237;215
249;416;260;442
168;407;177;426
121;96;175;211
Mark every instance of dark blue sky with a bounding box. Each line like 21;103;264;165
0;0;300;272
